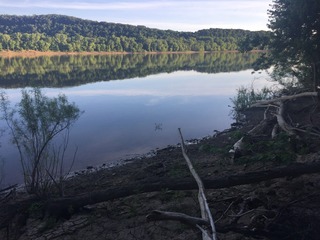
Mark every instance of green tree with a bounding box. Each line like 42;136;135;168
0;89;81;196
38;39;51;51
267;0;320;90
1;34;11;50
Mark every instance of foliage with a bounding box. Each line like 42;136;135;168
198;143;233;157
258;0;320;90
236;133;298;165
0;14;269;53
0;88;81;196
230;85;275;121
28;201;45;218
238;31;271;52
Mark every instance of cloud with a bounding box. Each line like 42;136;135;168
0;0;269;12
0;0;173;10
0;0;271;31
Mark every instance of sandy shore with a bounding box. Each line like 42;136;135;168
0;50;266;58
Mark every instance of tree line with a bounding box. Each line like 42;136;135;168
0;14;270;52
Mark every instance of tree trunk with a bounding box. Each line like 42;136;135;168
1;161;320;229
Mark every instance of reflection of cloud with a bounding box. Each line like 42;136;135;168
145;97;166;106
40;70;275;100
64;88;233;97
42;70;276;98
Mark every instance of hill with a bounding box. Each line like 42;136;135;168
0;14;270;52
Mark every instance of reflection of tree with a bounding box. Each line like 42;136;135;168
0;158;4;187
0;53;261;88
154;123;163;132
0;129;3;186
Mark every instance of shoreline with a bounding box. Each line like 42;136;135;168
0;132;216;191
0;50;267;58
1;101;320;239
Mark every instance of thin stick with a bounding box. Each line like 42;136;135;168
178;128;217;240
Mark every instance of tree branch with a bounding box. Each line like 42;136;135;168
251;92;317;107
146;210;210;227
178;128;217;240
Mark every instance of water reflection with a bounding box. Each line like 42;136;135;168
0;53;272;187
0;52;261;88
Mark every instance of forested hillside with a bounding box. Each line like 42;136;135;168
0;14;269;52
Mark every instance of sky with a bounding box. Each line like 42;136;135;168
0;0;272;32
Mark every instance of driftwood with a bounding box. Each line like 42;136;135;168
147;210;210;228
178;128;217;240
251;91;319;137
0;184;18;194
229;91;320;156
250;92;318;107
1;161;320;229
275;101;296;136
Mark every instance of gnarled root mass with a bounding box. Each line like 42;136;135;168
230;92;320;160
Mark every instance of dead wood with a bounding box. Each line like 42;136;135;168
251;92;318;107
275;101;296;136
0;184;18;194
246;91;320;139
178;128;217;240
146;210;210;227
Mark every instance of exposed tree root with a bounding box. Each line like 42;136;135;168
230;92;320;158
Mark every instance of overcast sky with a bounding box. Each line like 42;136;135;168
0;0;272;32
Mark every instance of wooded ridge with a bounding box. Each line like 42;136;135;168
0;14;270;52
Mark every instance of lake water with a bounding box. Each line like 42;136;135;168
0;53;273;187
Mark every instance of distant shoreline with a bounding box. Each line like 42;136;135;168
0;50;266;58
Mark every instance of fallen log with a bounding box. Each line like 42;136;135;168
1;161;320;229
251;92;318;107
46;161;320;212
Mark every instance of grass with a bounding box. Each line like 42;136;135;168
236;133;297;165
230;85;275;122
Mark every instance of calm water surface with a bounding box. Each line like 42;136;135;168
0;53;273;187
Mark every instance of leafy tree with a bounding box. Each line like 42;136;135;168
0;34;11;50
0;14;270;53
0;89;81;196
267;0;320;90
